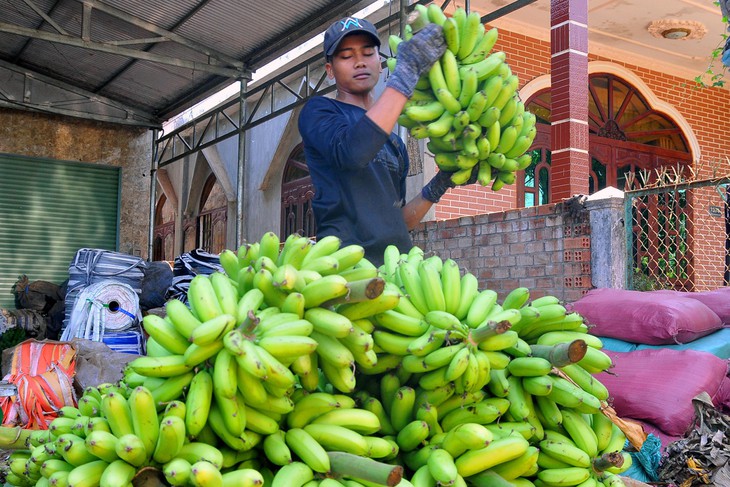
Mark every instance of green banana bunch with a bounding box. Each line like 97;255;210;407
6;236;639;487
390;4;537;192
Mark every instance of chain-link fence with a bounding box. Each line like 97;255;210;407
624;169;730;291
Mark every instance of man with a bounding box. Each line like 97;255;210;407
298;16;475;266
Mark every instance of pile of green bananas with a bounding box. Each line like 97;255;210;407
0;230;632;487
389;4;537;191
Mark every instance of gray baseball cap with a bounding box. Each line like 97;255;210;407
324;17;381;57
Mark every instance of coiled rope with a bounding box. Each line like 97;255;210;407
61;280;140;342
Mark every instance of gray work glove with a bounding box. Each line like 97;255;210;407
387;23;446;98
421;166;478;203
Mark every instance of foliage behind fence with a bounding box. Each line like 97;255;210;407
624;167;730;291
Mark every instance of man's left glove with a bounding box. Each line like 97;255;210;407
386;24;446;98
421;167;478;203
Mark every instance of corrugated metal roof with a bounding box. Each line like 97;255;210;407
0;0;377;125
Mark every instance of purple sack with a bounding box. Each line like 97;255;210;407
597;348;730;437
569;288;723;345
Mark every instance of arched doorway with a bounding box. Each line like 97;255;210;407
519;73;692;207
153;194;175;261
197;174;228;254
281;144;316;239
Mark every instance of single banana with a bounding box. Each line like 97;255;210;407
65;460;108;487
389;386;416;432
303;423;369;456
98;459;139;487
300;235;341;266
427;448;459;486
128;354;192;378
441;50;462;100
162;457;192;486
142;314;190;355
83;430;119;463
262;430;292;466
150;370;195;405
221;469;265;487
187;274;223;322
310;408;381;435
304;307;354;338
454;434;530;478
561;408;599;457
189;313;236;347
537;467;592;486
285;428;331;473
100;392;134;438
490;445;540;481
458;11;484;60
461;27;499;64
271;461;314;487
127;386;158;460
185;369;214;438
114;433;147;467
301;274;349;308
175;442;224;469
152;415;186;464
190;460;223;487
395;420;430;452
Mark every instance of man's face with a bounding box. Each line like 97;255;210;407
326;33;382;96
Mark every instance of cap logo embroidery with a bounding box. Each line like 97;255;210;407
340;18;363;31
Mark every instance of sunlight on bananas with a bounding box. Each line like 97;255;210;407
0;230;631;487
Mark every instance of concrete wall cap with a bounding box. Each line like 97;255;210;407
587;186;624;201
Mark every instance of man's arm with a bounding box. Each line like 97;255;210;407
365;88;409;135
402;193;435;230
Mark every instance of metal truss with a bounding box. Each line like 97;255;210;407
0;58;159;127
153;0;538;168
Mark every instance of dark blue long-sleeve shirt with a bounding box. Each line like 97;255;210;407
298;96;413;265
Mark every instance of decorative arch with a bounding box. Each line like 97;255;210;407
517;64;696;206
153;193;175;261
280;144;316;238
519;62;701;160
197;174;228;254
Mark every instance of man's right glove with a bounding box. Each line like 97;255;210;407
421;166;478;203
386;23;446;98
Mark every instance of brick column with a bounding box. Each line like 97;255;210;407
550;0;589;201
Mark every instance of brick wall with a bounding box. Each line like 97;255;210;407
412;201;593;303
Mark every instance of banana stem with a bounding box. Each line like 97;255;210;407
0;426;32;450
407;10;429;33
240;309;259;334
321;278;385;306
469;319;511;344
530;340;587;367
327;452;404;486
592;452;625;473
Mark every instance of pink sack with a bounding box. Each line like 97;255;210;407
652;288;730;326
597;349;730;437
569;288;722;345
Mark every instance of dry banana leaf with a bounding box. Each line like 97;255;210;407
657;392;730;486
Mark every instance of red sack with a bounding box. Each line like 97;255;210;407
0;339;77;429
569;288;723;345
597;348;730;437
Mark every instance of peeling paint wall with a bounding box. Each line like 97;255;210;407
0;108;154;258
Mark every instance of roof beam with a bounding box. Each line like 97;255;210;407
0;21;245;78
21;0;68;35
0;58;160;127
78;0;243;69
